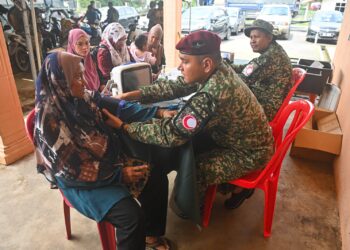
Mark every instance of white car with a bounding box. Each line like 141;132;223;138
257;4;291;39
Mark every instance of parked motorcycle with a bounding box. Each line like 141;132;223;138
6;31;30;72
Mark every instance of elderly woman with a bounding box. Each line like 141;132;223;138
97;23;131;84
67;28;102;91
34;51;174;250
147;24;166;74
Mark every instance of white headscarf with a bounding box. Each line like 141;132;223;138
101;23;130;66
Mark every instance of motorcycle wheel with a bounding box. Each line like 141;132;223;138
15;46;30;72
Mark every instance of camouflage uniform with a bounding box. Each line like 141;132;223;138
125;61;274;197
231;41;293;121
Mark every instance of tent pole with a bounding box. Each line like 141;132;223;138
21;0;37;81
29;0;41;69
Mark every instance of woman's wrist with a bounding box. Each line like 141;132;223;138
120;122;128;131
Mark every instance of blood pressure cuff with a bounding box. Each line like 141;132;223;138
172;92;215;138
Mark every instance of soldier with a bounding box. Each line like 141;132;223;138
231;19;293;122
103;31;274;224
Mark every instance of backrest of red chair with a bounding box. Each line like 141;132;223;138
258;100;314;183
25;109;36;144
270;68;307;129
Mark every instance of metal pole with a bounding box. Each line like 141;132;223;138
189;1;191;33
29;0;41;69
21;0;37;82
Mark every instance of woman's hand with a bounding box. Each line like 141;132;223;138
157;109;177;118
162;110;177;118
122;165;149;184
102;109;123;129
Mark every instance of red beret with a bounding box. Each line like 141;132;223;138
176;31;221;55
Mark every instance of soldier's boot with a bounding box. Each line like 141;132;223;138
224;188;255;209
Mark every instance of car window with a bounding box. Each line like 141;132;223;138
227;9;238;17
261;6;289;16
213;9;223;18
125;7;134;15
117;7;126;17
182;8;211;19
313;11;343;23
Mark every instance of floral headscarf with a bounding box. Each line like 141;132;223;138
67;29;100;91
101;22;130;66
34;52;120;184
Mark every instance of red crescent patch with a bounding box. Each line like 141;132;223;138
244;64;254;76
182;115;197;130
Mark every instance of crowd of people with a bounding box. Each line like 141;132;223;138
32;5;292;247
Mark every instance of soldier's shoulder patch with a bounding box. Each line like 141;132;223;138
172;92;215;138
242;61;259;77
182;114;198;130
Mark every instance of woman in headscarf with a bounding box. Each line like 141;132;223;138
147;24;166;74
34;51;173;250
67;28;102;91
97;23;131;83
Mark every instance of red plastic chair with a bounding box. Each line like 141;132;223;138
202;100;314;237
25;109;116;250
270;67;307;130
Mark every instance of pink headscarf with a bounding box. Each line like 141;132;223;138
67;29;100;91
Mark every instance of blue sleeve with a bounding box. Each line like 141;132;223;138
119;101;158;123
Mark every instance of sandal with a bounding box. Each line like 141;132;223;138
146;236;175;250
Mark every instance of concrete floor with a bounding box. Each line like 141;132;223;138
0;146;341;250
3;71;341;249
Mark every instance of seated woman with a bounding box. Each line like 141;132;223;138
129;33;157;65
97;22;131;84
65;28;172;123
67;28;103;91
147;24;166;74
34;51;174;250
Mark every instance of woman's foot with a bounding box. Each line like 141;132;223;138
224;188;255;209
146;236;173;250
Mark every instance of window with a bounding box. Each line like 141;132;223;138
335;2;346;13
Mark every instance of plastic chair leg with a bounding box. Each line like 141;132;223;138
202;185;218;227
263;181;278;238
97;221;116;250
63;200;72;240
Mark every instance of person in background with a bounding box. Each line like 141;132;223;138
225;19;292;209
105;31;274;224
67;28;102;91
96;23;131;84
230;19;292;122
104;1;119;25
155;1;163;28
147;24;165;74
129;33;156;65
84;4;101;25
126;22;143;46
146;1;157;32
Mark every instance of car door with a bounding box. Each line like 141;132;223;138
238;9;245;30
117;7;127;29
211;8;226;37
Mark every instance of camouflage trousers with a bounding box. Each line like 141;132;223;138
195;148;271;205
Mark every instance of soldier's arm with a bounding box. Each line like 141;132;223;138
119;77;198;104
124;92;216;147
